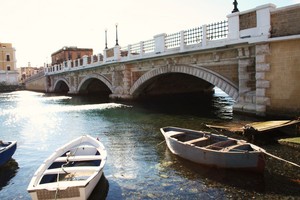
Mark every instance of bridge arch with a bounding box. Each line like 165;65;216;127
130;64;239;100
77;73;113;93
53;78;70;93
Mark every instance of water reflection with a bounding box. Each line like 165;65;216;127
0;159;19;190
212;89;234;120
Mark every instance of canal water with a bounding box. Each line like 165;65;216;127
0;90;299;199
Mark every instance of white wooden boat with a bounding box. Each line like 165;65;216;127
27;135;107;200
0;140;17;167
160;127;266;172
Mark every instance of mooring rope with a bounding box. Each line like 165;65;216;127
157;140;166;146
54;136;85;199
55;153;71;200
263;150;300;168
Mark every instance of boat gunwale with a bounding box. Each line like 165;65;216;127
0;141;17;152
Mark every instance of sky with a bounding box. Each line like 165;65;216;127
1;0;299;68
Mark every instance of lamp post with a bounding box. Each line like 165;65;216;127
115;23;119;46
105;29;108;49
232;0;239;13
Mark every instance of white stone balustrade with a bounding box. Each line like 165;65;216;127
45;3;277;75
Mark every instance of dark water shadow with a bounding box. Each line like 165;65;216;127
161;148;265;191
262;169;300;197
160;147;300;197
0;159;19;190
88;174;109;200
132;93;218;117
104;178;123;200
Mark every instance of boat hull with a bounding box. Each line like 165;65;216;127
0;141;17;167
27;135;107;200
161;127;265;172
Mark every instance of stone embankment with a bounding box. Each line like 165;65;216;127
0;84;25;92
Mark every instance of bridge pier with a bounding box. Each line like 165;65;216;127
108;64;134;100
68;75;79;94
234;54;257;114
234;43;272;116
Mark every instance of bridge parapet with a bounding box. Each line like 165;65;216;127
45;3;278;76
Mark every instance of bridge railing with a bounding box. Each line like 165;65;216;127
118;21;228;60
45;4;277;75
184;26;203;45
206;21;228;40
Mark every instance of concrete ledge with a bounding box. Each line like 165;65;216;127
278;138;300;149
256;104;267;113
233;103;256;112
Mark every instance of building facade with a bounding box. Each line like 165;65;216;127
51;46;93;65
0;42;18;84
19;62;44;83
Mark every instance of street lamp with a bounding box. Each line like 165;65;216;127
105;29;108;49
232;0;239;13
115;23;119;46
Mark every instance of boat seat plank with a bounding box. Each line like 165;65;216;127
223;143;251;152
206;140;237;150
54;155;102;163
35;180;87;188
43;166;99;175
167;131;186;137
184;137;209;144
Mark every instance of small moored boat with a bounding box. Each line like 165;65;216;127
0;140;17;167
27;135;107;200
160;126;266;172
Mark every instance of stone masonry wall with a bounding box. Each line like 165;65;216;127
271;5;300;37
255;44;271;115
239;11;257;30
267;39;300;116
25;76;47;92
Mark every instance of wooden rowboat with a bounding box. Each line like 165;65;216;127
160;126;266;172
0;140;17;167
27;135;107;200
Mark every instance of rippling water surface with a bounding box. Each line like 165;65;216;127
0;90;299;199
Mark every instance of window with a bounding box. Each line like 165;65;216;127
6;54;10;61
7;66;11;71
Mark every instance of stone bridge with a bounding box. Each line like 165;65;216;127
26;3;300;117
